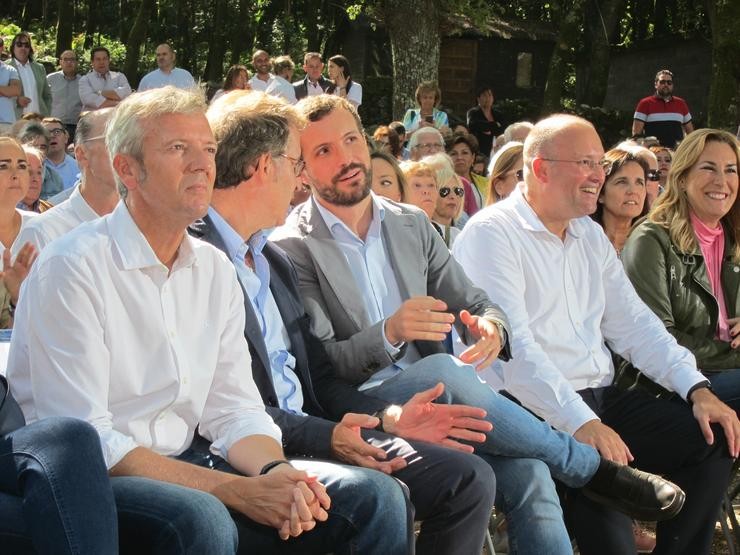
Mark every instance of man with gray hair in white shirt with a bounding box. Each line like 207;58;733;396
7;86;409;553
454;113;740;555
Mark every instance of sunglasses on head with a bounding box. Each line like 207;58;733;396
647;170;660;181
439;186;464;198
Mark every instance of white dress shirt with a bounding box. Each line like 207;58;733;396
452;186;705;435
248;74;274;92
13;185;98;253
0;209;37;257
313;195;420;390
14;60;39;113
78;70;132;110
7;201;280;468
138;67;196;91
265;75;297;105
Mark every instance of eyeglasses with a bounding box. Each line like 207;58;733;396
278;153;305;177
48;128;67;136
658;79;673;85
439;186;464;198
540;158;611;173
61;57;77;62
647;170;660;181
15;42;31;48
414;142;444;151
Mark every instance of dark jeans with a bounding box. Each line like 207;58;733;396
0;417;118;554
562;386;733;555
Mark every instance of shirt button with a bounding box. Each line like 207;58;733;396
182;377;189;385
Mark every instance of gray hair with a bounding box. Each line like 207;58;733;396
106;87;207;198
75;108;115;147
503;121;534;144
17;122;50;145
408;127;444;151
207;90;306;189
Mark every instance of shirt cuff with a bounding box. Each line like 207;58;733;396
669;365;710;403
209;415;283;461
381;319;404;357
558;396;601;437
98;428;140;469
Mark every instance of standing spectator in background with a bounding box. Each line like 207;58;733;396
293;52;331;101
45;50;81;141
402;82;449;136
0;38;21;133
633;69;693;148
467;85;503;157
211;64;250;103
41;117;79;190
137;43;195;91
327;55;362;108
486;141;523;205
7;33;52;120
265;56;298;104
78;47;131;111
248;50;275;92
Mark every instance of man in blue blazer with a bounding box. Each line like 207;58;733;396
193;89;499;554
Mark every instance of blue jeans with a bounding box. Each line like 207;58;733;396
0;417;118;554
707;369;740;411
371;354;602;555
114;477;238;555
177;443;411;554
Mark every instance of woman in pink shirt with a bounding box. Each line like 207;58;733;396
622;129;740;410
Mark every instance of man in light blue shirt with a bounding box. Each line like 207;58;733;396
42;117;79;190
138;44;195;91
0;38;20;132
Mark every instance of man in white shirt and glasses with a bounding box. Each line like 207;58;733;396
7;86;401;553
454;113;740;554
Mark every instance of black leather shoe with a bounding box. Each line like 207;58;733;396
582;459;685;521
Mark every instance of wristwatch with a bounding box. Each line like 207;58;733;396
687;380;712;405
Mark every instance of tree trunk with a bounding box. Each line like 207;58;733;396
542;0;586;114
576;0;625;106
379;0;441;120
84;0;99;48
229;0;254;65
203;0;228;82
55;0;74;56
123;0;155;87
706;0;740;130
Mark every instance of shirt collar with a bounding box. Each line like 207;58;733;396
312;192;386;242
508;185;584;239
95;70;110;79
108;200;197;271
69;184;101;219
207;206;268;263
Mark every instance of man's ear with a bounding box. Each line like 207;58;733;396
530;158;548;183
74;144;88;171
112;153;141;194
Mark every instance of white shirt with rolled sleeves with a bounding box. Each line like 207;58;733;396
7;201;281;469
138;67;196;91
452;186;706;435
78;70;132;110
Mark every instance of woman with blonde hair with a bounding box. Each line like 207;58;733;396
425;153;466;246
622;129;740;408
650;145;673;188
486;141;523;205
399;159;437;219
402;81;449;136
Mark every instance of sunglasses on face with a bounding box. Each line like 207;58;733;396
439;186;464;198
647;170;660;181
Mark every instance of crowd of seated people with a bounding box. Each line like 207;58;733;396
2;31;740;555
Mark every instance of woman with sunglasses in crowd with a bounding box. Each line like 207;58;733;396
486;141;523;204
425;153;466;246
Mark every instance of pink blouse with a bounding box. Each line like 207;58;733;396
690;211;730;341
